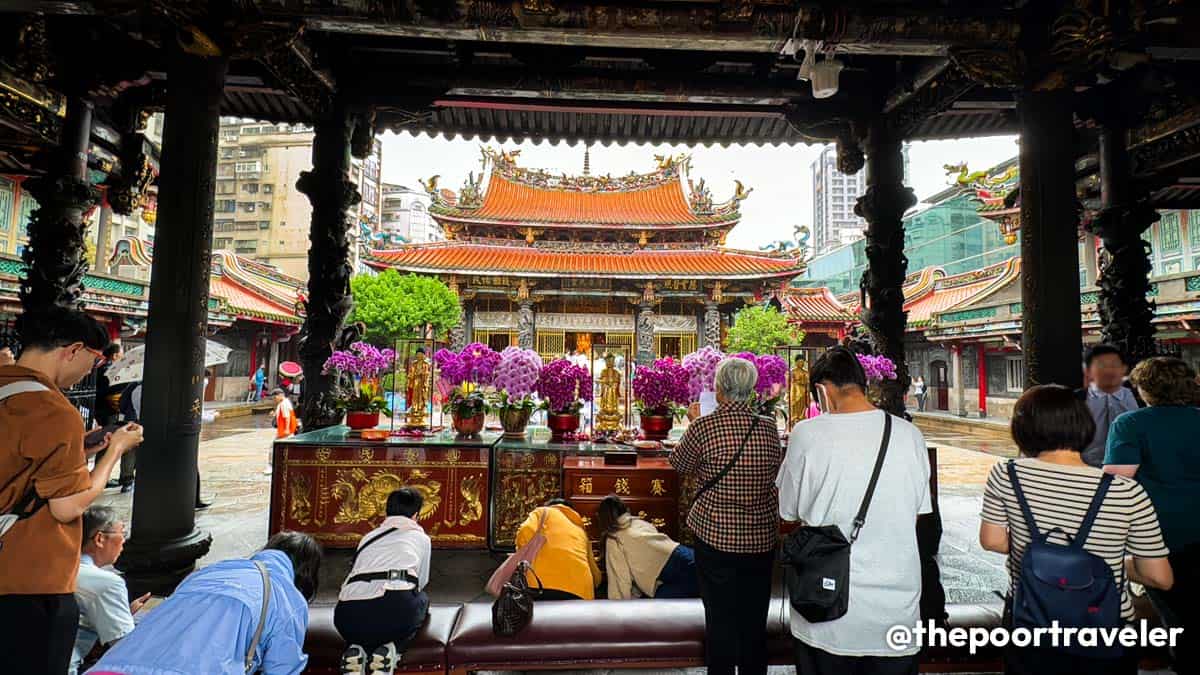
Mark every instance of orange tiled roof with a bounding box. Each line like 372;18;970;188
364;242;802;279
209;274;302;326
782;287;854;323
905;258;1020;328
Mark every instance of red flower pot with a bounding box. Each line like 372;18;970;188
547;412;580;442
452;412;486;437
346;411;380;430
639;410;674;441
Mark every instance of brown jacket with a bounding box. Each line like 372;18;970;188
0;365;90;594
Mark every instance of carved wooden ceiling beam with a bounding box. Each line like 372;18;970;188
0;63;66;146
883;61;978;139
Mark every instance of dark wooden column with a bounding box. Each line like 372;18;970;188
1017;90;1083;388
17;96;98;334
1088;124;1157;365
297;106;361;431
117;46;226;593
856;121;916;416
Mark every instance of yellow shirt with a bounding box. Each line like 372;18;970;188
515;505;601;600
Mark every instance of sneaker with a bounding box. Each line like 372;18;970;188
368;642;398;673
340;644;366;675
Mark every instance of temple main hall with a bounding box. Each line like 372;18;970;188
363;148;805;363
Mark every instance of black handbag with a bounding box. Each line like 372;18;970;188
780;412;892;623
492;560;542;636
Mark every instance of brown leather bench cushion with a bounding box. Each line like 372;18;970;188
445;598;1006;671
303;603;461;674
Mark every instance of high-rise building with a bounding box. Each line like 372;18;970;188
811;143;909;254
212;118;381;280
380;183;442;243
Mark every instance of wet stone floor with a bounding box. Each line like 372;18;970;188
96;413;1016;608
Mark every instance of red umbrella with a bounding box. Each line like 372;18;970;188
279;361;302;378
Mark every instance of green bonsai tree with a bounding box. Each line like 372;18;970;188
348;270;461;346
725;305;805;354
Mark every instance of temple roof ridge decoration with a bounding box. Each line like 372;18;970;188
423;146;751;232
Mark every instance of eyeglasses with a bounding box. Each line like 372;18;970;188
81;346;108;368
99;528;126;538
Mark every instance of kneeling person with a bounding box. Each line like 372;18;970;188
336;488;431;674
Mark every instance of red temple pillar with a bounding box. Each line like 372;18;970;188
977;344;987;417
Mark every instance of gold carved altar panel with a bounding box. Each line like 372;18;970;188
270;444;490;549
490;448;563;549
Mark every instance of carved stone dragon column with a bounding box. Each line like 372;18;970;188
1087;125;1157;366
297;104;362;430
703;300;721;350
856;121;916;416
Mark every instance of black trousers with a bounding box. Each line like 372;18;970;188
1147;543;1199;675
693;537;774;675
334;589;429;653
794;639;919;675
0;593;80;675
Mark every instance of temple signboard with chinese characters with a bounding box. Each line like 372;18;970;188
362;148;805;363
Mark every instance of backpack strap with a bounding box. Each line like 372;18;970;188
850;412;892;542
245;560;271;674
353;527;399;566
1073;473;1115;548
1006;460;1043;541
0;381;50;402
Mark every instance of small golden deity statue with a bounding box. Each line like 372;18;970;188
596;352;623;433
789;356;810;424
406;348;430;428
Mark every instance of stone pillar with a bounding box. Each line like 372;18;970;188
703;300;721;350
18;96;99;334
449;306;466;351
517;299;535;350
268;335;280;390
951;344;966;417
1088;124;1157;366
636;302;655;365
117;46;226;593
462;299;474;346
1018;91;1083;388
95;196;113;274
296;105;361;431
1081;233;1099;287
855;121;916;416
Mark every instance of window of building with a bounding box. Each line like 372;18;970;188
1006;357;1024;393
1160;212;1182;254
216;220;235;232
0;238;7;252
220;148;234;159
240;126;260;135
217;181;236;194
1161;257;1183;275
0;181;13;233
234;239;258;253
216;200;236;213
214;237;234;249
242;183;258;194
259;221;271;230
236;221;257;231
240;202;256;213
235;161;262;174
217;166;235;179
262;184;273;194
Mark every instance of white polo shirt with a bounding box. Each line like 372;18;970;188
338;515;431;602
71;554;135;675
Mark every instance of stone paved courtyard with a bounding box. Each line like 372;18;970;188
95;411;1017;608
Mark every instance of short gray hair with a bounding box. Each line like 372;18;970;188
715;357;757;403
82;506;120;548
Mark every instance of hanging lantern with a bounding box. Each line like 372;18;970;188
140;194;157;225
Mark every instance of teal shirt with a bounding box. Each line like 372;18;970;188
1105;406;1200;550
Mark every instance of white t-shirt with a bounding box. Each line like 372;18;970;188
776;409;931;657
338;515;431;602
72;554;136;675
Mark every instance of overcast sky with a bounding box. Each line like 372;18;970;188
379;131;1020;250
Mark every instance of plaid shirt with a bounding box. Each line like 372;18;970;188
670;401;782;553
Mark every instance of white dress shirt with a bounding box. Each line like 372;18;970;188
71;554;135;675
338;516;431;602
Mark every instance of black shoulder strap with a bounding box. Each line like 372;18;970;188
850;412;892;543
1074;473;1115;548
693;415;761;505
1006;459;1041;540
353;527;399;565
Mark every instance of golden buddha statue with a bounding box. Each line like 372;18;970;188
789;356;810;424
596;352;623;433
406;348;430;428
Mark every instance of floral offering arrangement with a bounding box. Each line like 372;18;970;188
632;357;690;416
447;382;488;419
433;342;500;388
537;358;593;415
322;342;396;414
856;353;898;384
729;351;788;415
682;346;724;400
490;347;544;410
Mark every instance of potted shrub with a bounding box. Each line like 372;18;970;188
323;342;396;430
491;347;543;439
632;357;690;440
447;383;487;437
537;358;592;442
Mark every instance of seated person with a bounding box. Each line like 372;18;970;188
595;495;699;599
90;531;322;675
71;507;150;675
335;488;431;675
516;498;601;600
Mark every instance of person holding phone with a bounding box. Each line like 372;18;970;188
71;506;150;675
0;308;144;675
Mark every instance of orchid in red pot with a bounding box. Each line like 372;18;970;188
632;357;690;440
323;342;396;430
537;358;592;442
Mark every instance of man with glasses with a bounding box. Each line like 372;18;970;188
70;506;150;674
1078;344;1140;467
0;307;144;675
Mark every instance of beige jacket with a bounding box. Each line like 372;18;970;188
604;514;680;599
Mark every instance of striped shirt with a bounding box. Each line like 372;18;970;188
981;458;1169;622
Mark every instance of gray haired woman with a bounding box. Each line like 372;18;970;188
669;357;783;675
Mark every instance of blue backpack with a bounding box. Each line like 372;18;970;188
1008;460;1122;657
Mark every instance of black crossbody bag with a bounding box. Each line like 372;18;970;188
780;412;892;623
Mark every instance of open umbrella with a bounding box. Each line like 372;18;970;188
279;361;302;379
107;340;233;386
